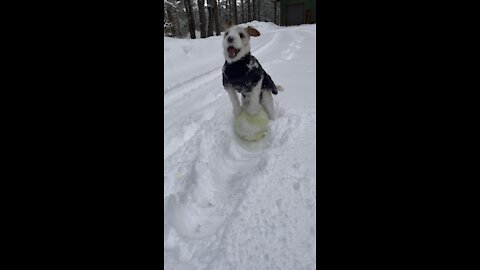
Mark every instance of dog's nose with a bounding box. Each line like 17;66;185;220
227;37;233;43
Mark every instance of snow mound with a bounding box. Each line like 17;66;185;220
238;20;282;33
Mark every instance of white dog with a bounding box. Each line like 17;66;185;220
222;24;282;120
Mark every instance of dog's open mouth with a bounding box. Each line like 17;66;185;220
227;46;240;58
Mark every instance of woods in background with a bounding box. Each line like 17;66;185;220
164;0;279;38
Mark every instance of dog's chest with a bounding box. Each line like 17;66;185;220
223;58;262;94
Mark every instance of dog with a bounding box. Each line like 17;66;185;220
222;24;282;120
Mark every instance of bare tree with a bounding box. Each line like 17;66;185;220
247;0;252;21
207;0;214;36
241;0;245;23
213;0;221;35
225;0;229;22
274;0;277;24
252;0;256;20
218;0;223;24
197;0;207;38
184;0;196;38
231;0;237;25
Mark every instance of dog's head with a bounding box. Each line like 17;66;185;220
222;24;260;63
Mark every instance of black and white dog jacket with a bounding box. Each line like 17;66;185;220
222;53;278;98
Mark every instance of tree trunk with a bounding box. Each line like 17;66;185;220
231;0;237;25
252;0;255;20
184;0;196;38
225;0;229;23
197;0;207;38
274;0;277;24
207;0;214;36
247;0;251;21
257;0;260;21
241;0;245;23
218;0;222;24
213;0;221;35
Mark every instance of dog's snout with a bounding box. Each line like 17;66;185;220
227;37;233;43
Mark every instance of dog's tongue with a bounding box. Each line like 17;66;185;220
228;47;236;57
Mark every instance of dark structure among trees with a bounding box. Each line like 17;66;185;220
279;0;316;26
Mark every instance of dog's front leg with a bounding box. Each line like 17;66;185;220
260;90;275;120
226;88;242;117
245;79;263;115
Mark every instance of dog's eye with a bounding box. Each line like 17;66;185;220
225;31;229;36
239;33;244;38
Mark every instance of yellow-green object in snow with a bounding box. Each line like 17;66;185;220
234;109;269;141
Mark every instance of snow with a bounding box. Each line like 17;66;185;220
164;22;316;270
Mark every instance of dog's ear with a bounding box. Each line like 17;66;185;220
223;20;232;31
246;26;260;37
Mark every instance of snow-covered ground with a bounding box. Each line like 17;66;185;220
164;22;316;270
